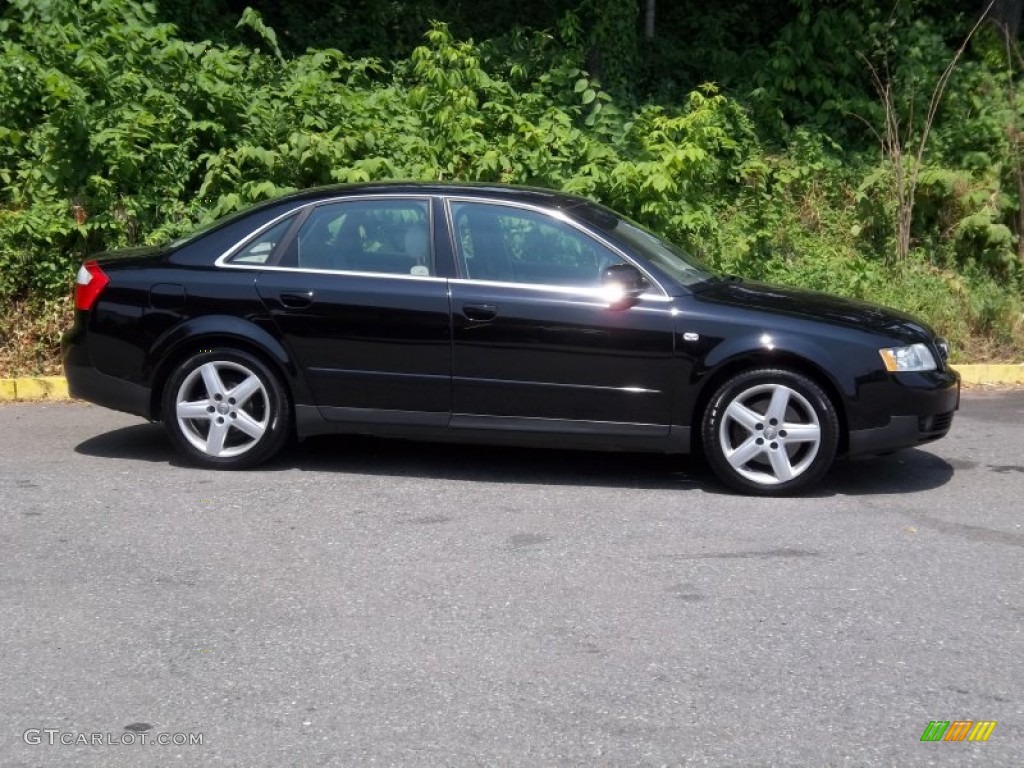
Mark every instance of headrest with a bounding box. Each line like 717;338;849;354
404;224;429;262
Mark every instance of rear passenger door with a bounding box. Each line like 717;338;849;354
252;196;451;423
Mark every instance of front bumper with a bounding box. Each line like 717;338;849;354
846;368;960;456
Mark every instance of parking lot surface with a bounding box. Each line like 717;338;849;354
1;392;1022;766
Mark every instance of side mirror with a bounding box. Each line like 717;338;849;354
600;264;648;308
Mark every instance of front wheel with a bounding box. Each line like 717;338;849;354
162;349;291;469
702;368;839;495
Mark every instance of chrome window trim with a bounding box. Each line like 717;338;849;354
222;264;671;293
214;194;436;274
214;205;308;267
442;195;670;298
215;263;449;283
210;192;674;299
447;277;673;303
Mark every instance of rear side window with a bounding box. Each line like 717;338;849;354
294;199;432;276
226;216;296;265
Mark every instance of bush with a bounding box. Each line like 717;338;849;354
0;0;1022;376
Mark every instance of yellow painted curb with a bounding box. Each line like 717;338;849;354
954;364;1024;385
0;376;71;401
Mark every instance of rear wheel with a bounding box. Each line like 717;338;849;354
162;349;291;469
702;368;839;495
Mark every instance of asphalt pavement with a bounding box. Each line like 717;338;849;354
1;392;1022;766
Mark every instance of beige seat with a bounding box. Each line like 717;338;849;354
404;223;430;272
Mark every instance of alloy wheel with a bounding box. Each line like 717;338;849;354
174;361;270;458
718;382;822;486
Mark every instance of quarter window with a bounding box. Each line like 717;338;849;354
295;199;432;276
450;202;624;286
227;216;295;265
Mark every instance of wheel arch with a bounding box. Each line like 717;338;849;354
145;317;310;421
690;350;849;455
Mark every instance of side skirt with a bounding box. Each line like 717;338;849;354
294;405;691;454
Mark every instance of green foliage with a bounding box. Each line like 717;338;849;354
755;0;881;139
1;0;1023;374
577;0;637;97
0;0;754;302
0;0;260;294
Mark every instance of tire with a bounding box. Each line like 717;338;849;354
701;368;839;495
161;348;291;469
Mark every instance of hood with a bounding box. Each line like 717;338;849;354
693;279;934;342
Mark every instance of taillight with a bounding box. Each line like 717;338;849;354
74;260;109;311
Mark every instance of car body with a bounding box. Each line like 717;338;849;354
62;182;960;494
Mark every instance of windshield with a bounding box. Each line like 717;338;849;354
569;203;717;287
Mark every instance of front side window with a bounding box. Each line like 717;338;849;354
295;198;432;276
450;202;624;287
569;202;715;287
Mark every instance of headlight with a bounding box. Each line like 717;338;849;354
879;343;936;372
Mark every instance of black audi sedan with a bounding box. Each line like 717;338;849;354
62;182;959;494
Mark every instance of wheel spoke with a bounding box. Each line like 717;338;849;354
783;423;820;443
715;378;830;488
227;374;263;407
200;363;226;398
725;400;762;432
205;419;230;456
768;447;795;482
726;436;764;469
177;399;212;420
174;358;278;461
766;386;791;424
232;410;266;440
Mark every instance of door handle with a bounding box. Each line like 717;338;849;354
279;291;314;309
462;303;498;322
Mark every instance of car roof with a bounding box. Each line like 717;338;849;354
258;181;590;212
